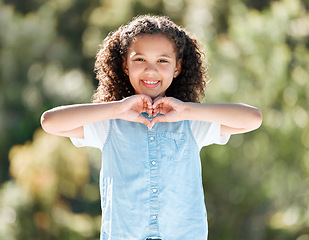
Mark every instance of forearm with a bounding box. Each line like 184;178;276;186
182;102;262;130
41;101;121;134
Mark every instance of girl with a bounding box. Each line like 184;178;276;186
41;15;262;240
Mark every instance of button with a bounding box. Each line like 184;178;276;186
151;161;156;165
149;137;154;141
152;215;157;220
152;188;157;193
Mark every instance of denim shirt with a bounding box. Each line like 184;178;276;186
71;115;229;240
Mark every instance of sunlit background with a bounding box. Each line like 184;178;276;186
0;0;309;239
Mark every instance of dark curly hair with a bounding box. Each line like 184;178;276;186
93;15;208;103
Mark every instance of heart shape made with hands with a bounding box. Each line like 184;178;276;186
129;96;184;130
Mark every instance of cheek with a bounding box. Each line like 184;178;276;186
161;66;176;78
128;64;143;76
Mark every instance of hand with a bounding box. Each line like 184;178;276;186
151;96;186;126
119;94;153;129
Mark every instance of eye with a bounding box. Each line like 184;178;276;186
158;59;168;63
135;58;145;62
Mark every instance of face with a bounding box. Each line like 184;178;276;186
123;33;181;99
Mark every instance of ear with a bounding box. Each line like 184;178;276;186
173;59;182;78
122;56;128;75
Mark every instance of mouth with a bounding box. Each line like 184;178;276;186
141;79;160;88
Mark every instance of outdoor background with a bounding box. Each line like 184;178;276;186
0;0;309;239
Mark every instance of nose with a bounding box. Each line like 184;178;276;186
144;62;158;73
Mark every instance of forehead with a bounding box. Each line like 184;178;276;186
128;33;176;54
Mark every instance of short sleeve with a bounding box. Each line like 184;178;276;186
70;120;110;150
189;120;230;150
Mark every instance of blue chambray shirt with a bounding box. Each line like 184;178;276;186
71;113;229;240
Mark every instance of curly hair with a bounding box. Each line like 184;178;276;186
93;15;208;103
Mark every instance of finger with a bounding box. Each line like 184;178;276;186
155;102;169;115
136;115;151;127
147;106;153;117
142;101;148;113
135;95;150;113
151;115;166;125
153;103;162;116
152;97;166;109
141;94;153;106
141;95;154;116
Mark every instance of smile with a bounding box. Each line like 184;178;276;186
142;80;159;85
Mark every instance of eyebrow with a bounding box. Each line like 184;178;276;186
130;52;173;59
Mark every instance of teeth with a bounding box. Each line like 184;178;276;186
144;80;158;84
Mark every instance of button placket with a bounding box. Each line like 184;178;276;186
148;130;159;235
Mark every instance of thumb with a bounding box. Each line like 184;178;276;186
150;115;166;125
136;115;152;129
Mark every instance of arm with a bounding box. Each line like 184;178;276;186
41;95;153;138
182;102;263;135
151;97;262;136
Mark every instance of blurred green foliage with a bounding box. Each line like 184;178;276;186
1;0;309;239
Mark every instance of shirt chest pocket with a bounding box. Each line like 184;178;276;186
159;132;190;162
